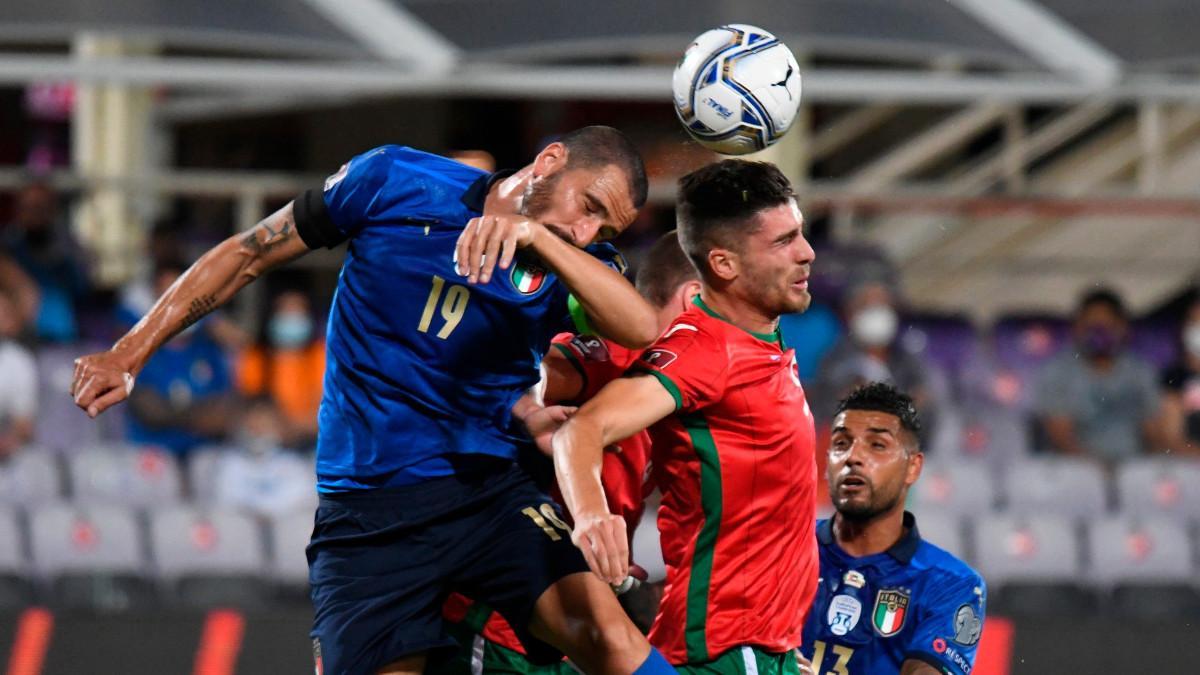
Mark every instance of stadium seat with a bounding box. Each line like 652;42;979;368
974;513;1094;615
1129;319;1179;370
909;460;997;515
0;506;33;608
1087;515;1200;619
149;506;269;609
67;445;182;507
1004;457;1107;517
984;315;1072;415
185;445;226;502
899;313;979;386
1115;458;1200;520
0;449;62;505
28;503;155;610
267;509;313;602
907;510;969;564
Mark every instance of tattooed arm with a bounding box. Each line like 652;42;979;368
71;203;310;418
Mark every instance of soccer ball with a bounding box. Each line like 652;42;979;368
672;24;802;155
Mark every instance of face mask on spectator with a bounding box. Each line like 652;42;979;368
1080;325;1123;358
851;306;897;347
269;313;313;349
1185;323;1200;358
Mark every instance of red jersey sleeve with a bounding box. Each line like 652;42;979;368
550;333;636;402
632;319;729;412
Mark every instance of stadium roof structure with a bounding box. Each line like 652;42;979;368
2;0;1200;106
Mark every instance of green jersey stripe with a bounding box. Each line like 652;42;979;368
683;412;722;663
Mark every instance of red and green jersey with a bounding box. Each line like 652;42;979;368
444;333;651;656
635;296;819;665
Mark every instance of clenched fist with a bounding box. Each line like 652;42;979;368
71;349;138;418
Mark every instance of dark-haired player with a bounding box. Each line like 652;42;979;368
72;127;679;674
554;160;820;673
801;382;986;675
441;230;701;673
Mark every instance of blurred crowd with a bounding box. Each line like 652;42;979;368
3;180;1200;480
2;181;1200;611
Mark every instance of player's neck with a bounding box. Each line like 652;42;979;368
832;507;906;558
698;290;778;337
487;168;530;214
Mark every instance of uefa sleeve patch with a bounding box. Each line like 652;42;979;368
642;349;678;369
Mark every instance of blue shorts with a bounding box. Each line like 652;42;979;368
307;460;588;675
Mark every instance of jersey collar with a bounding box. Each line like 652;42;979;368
461;169;516;212
819;511;922;565
692;295;782;344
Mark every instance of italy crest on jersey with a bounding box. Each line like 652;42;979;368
511;262;547;294
872;589;910;637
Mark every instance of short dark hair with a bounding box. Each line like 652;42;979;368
559;126;648;208
635;229;698;308
1077;286;1127;321
835;382;922;445
675;160;794;277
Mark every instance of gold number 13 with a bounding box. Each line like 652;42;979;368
810;641;853;675
417;275;470;339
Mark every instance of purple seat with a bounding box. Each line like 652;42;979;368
1129;320;1179;370
899;313;979;381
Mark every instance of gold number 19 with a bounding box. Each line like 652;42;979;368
417;275;470;339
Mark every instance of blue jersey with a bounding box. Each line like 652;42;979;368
292;146;621;491
801;513;986;675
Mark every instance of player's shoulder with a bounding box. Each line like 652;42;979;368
913;539;985;591
350;145;485;188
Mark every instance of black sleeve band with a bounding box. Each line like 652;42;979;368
293;187;346;250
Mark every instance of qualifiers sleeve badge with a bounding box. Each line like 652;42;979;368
952;604;982;646
872;589;910;637
826;594;862;636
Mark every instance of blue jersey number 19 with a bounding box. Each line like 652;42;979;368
418;275;471;339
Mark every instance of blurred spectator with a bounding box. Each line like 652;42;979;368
0;289;37;459
812;280;940;442
780;301;841;382
212;397;314;518
125;262;236;458
0;253;40;331
1;182;89;342
1160;296;1200;455
1034;287;1163;460
237;289;325;445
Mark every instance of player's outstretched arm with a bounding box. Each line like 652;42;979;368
72;203;310;418
455;214;659;348
552;374;675;585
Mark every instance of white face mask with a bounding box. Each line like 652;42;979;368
851;306;898;347
1185;323;1200;358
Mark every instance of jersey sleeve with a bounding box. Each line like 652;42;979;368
549;333;629;403
903;572;987;675
293;146;419;249
630;319;729;412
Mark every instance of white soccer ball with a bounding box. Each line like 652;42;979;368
672;24;802;155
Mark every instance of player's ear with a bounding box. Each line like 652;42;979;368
675;280;702;313
707;248;739;282
532;142;568;178
905;448;923;487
